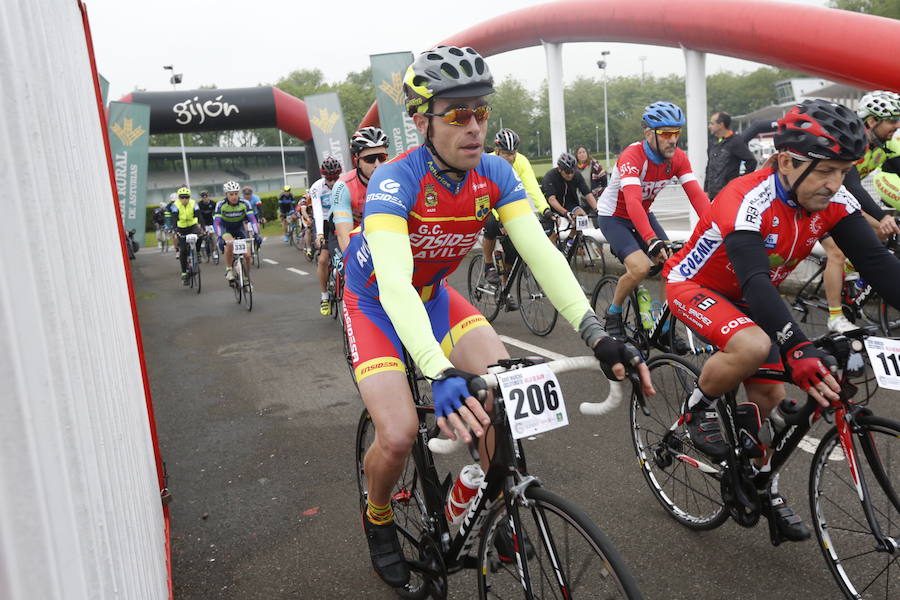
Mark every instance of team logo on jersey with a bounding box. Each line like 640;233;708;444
772;216;780;227
809;214;824;236
764;233;778;249
475;195;490;220
424;184;438;209
379;179;400;194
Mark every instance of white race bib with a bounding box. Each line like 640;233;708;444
497;363;568;439
864;336;900;391
232;239;248;255
575;215;589;231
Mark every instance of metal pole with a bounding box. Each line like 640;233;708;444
543;41;567;161
595;125;599;154
683;47;708;229
599;51;611;169
178;133;190;189
536;130;540;157
279;129;287;186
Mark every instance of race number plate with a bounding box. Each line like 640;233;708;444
185;234;198;244
205;225;215;234
497;363;568;439
575;215;589;231
863;336;900;391
232;239;248;255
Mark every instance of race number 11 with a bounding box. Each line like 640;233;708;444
497;363;569;440
864;336;900;391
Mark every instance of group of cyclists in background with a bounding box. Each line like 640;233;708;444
146;43;900;598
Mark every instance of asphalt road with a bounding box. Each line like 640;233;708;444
133;234;898;599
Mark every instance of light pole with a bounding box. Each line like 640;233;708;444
536;130;541;158
163;65;191;189
595;124;599;154
639;55;647;83
597;51;610;168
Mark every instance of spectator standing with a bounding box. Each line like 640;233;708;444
704;111;757;200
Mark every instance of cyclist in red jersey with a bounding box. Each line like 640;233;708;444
331;127;389;252
596;101;710;339
343;45;653;589
664;99;900;541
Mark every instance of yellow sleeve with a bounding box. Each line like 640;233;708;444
498;200;591;330
513;153;550;215
364;214;454;379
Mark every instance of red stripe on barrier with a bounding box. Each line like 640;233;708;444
78;3;172;597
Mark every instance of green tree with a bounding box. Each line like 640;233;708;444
334;67;375;136
487;75;537;153
828;0;900;19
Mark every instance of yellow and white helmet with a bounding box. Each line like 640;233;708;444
403;45;494;116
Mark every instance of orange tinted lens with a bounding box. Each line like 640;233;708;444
655;129;681;139
473;105;491;122
442;108;473;126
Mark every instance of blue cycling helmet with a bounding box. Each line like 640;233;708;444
642;101;686;128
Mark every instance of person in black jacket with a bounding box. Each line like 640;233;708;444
704;112;758;200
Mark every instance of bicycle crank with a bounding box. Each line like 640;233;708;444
405;534;447;600
721;466;760;528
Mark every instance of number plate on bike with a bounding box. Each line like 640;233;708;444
497;363;568;439
232;239;248;255
863;336;900;390
185;234;198;243
575;215;589;231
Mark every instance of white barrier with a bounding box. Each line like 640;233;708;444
0;2;168;599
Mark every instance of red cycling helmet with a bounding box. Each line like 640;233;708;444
774;99;867;162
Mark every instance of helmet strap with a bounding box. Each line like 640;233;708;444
785;158;819;207
424;118;467;180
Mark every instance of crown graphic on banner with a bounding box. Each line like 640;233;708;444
311;108;340;133
111;118;146;146
379;72;405;106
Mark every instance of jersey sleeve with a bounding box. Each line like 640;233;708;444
331;180;354;225
616;145;644;190
513;154;550;214
483;154;527;211
310;182;326;235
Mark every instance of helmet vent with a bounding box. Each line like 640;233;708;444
441;63;460;79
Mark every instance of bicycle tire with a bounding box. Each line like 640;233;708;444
243;269;253;311
789;266;829;339
631;354;729;531
355;410;430;600
232;261;242;304
477;486;644;599
516;262;558;336
467;254;501;323
194;250;201;294
571;235;606;295
254;243;262;269
880;298;900;336
809;414;900;600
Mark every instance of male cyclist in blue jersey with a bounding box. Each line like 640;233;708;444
343;45;653;589
278;185;295;242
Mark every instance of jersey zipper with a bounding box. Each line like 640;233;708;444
777;211;802;281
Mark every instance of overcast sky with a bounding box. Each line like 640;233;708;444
88;0;829;102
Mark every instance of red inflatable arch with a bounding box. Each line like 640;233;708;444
119;87;312;141
360;0;900;128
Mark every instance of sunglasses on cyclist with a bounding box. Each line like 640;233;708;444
653;128;682;140
424;105;491;126
359;153;388;165
178;194;190;199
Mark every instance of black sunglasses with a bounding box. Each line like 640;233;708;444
359;153;388;165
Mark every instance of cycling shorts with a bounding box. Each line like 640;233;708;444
342;282;488;384
279;205;295;217
218;223;249;250
598;214;667;263
667;280;782;384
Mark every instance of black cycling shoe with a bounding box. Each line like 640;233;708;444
764;492;811;542
671;331;690;355
362;516;410;588
484;263;500;285
494;521;534;563
684;399;729;459
505;297;520;311
604;310;626;340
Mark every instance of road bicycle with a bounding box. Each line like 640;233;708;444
554;213;606;296
326;247;343;322
251;234;262;269
158;225;172;253
201;225;218;264
354;353;644;599
790;231;899;338
467;241;558;336
628;329;899;599
184;233;201;294
230;238;253;311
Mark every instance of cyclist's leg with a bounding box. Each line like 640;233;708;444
598;215;653;307
820;236;850;331
481;213;501;277
222;232;235;278
176;227;190;274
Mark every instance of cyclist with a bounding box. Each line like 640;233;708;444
819;90;900;332
152;202;166;249
873;136;900;210
214;180;260;282
296;193;314;258
170;187;203;285
542;152;597;223
664;99;900;541
197;191;218;259
163;193;177;256
482;128;553;291
332;127;389;253
311;156;342;315
278;185;295;242
596;101;710;340
343;45;653;589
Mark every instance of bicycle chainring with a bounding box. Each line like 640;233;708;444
720;467;760;528
406;534;447;600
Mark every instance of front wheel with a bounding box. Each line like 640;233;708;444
467;254;501;323
809;415;900;600
477;486;643;599
631;354;729;531
571;235;606;295
516;263;557;336
193;251;201;294
243;268;253;311
232;262;242;304
881;298;900;337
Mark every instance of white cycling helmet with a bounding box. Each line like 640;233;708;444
223;180;241;193
857;90;900;120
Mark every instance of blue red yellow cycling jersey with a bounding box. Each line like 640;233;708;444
345;145;525;301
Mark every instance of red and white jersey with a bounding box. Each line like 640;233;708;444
597;142;697;218
663;167;860;301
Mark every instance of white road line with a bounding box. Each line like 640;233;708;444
498;335;568;361
263;258;279;265
287;267;309;276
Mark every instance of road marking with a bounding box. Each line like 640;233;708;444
263;259;279;265
287;267;309;276
498;335;568;361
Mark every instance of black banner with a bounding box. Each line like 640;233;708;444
130;87;277;134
